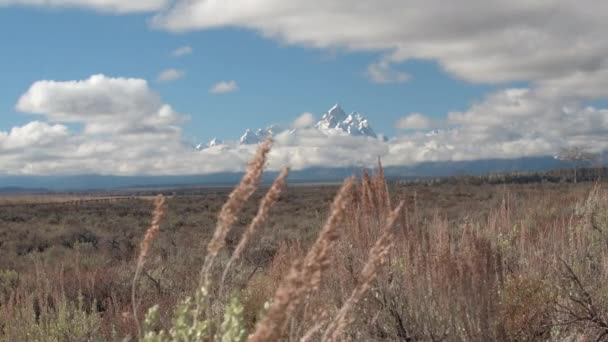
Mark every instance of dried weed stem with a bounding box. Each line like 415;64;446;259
131;194;167;338
247;177;355;342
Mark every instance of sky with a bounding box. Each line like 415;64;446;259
1;1;608;176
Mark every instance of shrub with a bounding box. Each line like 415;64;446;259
3;140;608;341
0;269;19;298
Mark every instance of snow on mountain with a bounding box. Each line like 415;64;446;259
239;125;281;144
341;113;376;137
208;137;222;147
239;129;258;145
195;137;223;150
314;104;377;138
199;104;381;148
315;104;347;131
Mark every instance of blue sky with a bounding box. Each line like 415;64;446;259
0;6;500;144
0;1;607;176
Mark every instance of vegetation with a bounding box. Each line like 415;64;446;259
1;139;608;340
556;146;599;183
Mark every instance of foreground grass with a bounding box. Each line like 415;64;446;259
1;141;607;341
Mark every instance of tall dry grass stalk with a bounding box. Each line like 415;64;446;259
247;177;355;342
9;143;608;341
322;200;404;341
220;166;289;291
131;194;167;337
199;137;272;289
374;158;391;212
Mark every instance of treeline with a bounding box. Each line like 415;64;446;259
397;167;608;186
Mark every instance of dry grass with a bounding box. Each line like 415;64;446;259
132;143;408;342
220;167;289;293
200;137;272;289
247;177;355;342
132;194;167;337
322;200;404;342
1;144;608;341
0;195;158;206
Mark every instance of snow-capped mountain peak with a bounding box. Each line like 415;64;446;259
199;104;381;148
208;137;221;147
315;103;347;131
239;125;280;145
315;105;377;138
195;137;223;150
239;129;259;144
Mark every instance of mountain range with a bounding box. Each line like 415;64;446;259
0;156;573;192
196;104;380;148
0;104;593;191
313;104;377;138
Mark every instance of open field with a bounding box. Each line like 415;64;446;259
0;195;162;207
0;167;607;341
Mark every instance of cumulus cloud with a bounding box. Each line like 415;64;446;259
5;75;215;175
396;113;435;130
154;1;608;172
0;0;167;13
3;74;389;175
269;128;388;170
384;87;608;166
366;59;409;84
152;0;608;85
209;80;239;94
9;76;386;176
536;69;608;101
171;46;193;57
0;121;69;152
18;74;162;122
157;68;186;82
16;74;186;135
292;112;315;129
5;72;608;176
446;88;608;153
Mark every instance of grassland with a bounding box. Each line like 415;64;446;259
0;151;607;341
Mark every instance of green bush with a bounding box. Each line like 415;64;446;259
142;287;246;342
0;293;105;342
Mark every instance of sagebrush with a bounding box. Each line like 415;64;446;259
1;139;607;341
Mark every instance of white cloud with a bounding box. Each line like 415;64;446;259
384;87;608;166
5;73;608;176
151;1;608;171
3;1;607;176
0;0;167;13
536;69;608;101
17;74;158;122
157;68;186;82
366;59;409;84
269;128;388;170
0;121;69;152
209;80;239;94
171;46;193;57
292;112;315;129
16;74;186;135
396;113;435;130
5;75;206;175
152;0;608;85
2;73;388;175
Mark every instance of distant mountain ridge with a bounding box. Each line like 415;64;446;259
239;125;283;145
1;103;593;192
196;104;380;147
314;104;377;138
0;155;575;192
